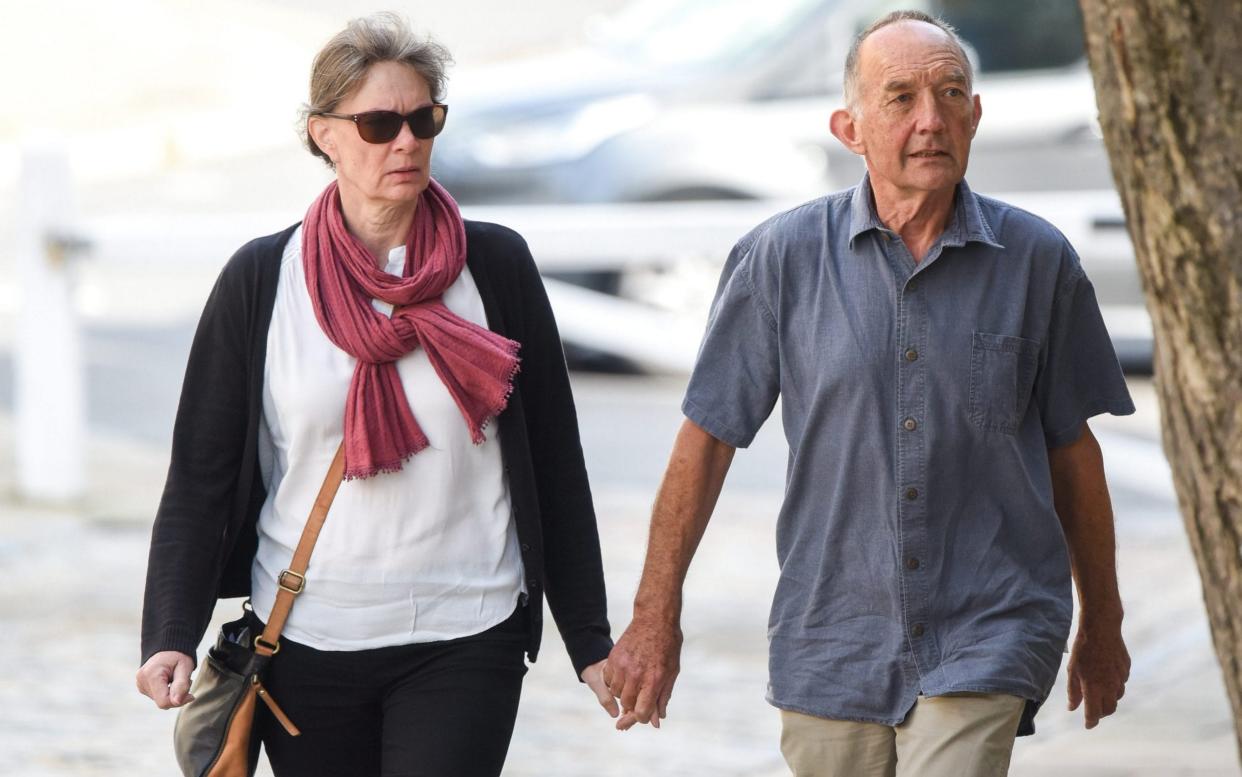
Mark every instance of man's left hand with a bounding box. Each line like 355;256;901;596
1066;620;1129;728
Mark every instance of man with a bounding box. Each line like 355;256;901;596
604;10;1133;776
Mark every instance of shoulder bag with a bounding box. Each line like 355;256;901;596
172;443;346;776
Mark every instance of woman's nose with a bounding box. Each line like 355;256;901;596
391;118;423;150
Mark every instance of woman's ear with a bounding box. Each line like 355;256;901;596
308;116;339;165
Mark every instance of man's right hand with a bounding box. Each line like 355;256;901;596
136;650;196;709
604;420;735;731
604;615;683;730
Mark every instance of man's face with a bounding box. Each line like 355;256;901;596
836;21;982;198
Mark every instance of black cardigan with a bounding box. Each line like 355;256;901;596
141;221;612;678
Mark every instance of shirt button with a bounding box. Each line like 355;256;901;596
903;417;918;432
912;623;925;637
904;348;919;362
906;557;921;570
904;487;919;501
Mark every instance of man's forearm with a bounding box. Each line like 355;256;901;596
1049;423;1123;624
1049;422;1130;728
632;419;736;622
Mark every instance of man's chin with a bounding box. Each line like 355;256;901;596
903;169;965;192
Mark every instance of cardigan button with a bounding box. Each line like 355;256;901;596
520;543;531;552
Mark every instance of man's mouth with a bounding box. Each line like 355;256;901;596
909;150;948;158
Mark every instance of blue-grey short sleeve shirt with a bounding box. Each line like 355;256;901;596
683;175;1135;735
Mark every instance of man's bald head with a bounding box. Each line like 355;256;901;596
843;11;973;111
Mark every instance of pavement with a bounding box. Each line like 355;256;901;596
0;373;1239;776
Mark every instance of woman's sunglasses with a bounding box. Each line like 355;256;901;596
313;104;448;143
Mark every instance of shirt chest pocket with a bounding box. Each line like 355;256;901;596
969;331;1041;434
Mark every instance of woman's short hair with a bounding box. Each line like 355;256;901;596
301;12;453;167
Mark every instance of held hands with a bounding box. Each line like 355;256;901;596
1066;619;1129;728
602;616;683;730
135;651;197;709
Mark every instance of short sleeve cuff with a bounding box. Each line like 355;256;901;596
1044;397;1137;448
682;396;755;448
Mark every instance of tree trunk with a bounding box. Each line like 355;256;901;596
1079;0;1242;758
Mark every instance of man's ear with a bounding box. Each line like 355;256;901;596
970;93;982;138
830;108;865;156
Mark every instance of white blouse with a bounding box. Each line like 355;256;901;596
251;226;524;650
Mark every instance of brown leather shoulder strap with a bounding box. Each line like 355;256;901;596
255;442;346;656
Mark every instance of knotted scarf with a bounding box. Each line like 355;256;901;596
302;179;521;479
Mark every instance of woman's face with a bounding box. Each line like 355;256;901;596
310;61;436;209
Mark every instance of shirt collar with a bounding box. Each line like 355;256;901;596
847;173;886;245
847;172;1005;250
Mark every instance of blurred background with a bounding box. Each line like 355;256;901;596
0;0;1235;775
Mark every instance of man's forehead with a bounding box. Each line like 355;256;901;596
858;20;968;81
879;59;969;91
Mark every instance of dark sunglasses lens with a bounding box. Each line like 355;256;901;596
356;112;404;143
409;105;448;139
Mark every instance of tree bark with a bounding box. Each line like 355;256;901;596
1080;0;1242;758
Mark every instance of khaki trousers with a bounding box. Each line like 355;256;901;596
780;693;1026;777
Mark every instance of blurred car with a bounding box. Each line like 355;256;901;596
436;0;1111;203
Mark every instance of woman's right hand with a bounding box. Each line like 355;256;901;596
136;651;196;709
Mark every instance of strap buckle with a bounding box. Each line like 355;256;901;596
277;569;306;595
254;635;281;655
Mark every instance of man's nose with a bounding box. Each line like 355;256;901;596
913;93;947;133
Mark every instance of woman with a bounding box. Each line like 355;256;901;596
135;13;617;776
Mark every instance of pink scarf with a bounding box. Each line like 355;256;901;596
302;179;520;479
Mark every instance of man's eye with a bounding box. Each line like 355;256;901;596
945;88;964;97
893;94;912;104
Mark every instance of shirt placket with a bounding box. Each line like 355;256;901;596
886;235;942;687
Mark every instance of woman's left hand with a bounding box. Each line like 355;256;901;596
581;659;621;720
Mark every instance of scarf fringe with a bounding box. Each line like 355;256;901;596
343;439;429;481
471;350;522;445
